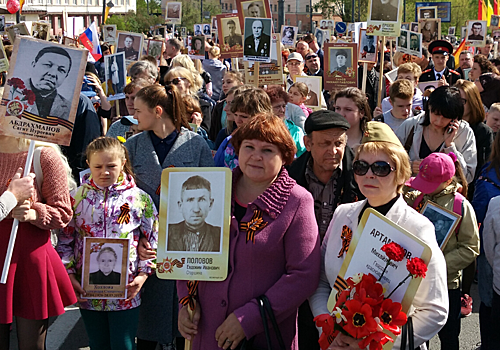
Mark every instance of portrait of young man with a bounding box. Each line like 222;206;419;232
370;0;398;22
223;19;242;48
468;22;484;41
116;34;140;61
167;175;221;252
330;49;350;74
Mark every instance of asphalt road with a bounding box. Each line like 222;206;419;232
10;283;482;350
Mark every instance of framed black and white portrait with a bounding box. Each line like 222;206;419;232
104;52;126;100
189;35;206;59
203;24;211;36
281;25;297;48
401;23;410;30
410;22;419;32
314;28;328;49
369;0;401;23
0;16;5;33
448;26;456;36
418;80;440;95
420;201;461;250
466;20;487;47
102;24;117;45
147;39;164;61
116;31;144;64
491;15;500;29
419;18;441;44
0;37;87;146
81;237;130;299
397;29;409;51
166;1;182;24
243;17;272;62
31;22;50;41
328;47;352;75
295;75;322;109
6;23;29;44
358;28;378;63
418;6;437;20
409;32;422;58
194;24;203;36
156;168;232;282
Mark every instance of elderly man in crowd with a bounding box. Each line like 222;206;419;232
295;39;310;59
287;110;362;350
285;52;306;89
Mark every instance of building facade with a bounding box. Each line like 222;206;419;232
0;0;135;36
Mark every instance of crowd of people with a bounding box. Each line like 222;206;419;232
1;21;500;350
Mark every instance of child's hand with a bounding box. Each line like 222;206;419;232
138;237;156;260
69;273;87;303
11;200;38;222
125;273;148;301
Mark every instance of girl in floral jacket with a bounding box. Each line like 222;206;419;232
57;137;158;350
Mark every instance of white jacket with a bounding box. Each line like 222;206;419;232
395;114;477;183
309;196;449;349
483;196;500;295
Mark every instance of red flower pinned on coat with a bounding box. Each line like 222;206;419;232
342;300;378;339
406;257;428;278
381;242;406;262
377;299;407;335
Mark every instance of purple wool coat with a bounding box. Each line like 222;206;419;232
177;167;321;350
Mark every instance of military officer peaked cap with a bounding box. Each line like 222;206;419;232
428;40;453;56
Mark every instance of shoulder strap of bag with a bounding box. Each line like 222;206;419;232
33;147;43;191
400;316;414;350
453;192;465;234
404;126;415;153
257;295;286;350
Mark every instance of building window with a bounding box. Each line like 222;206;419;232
273;4;276;11
306;5;309;12
229;3;232;10
287;4;290;12
88;0;92;4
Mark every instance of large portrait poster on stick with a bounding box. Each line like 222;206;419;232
324;42;358;92
104;52;126;100
116;31;144;66
165;1;182;24
367;0;403;37
236;0;271;32
217;14;244;59
81;237;130;299
358;28;378;63
157;168;232;281
0;37;86;146
327;209;432;315
243;17;272;62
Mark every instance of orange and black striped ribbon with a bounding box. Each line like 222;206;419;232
179;280;199;311
337;225;352;258
333;276;348;301
156;184;161;196
2;99;73;131
239;209;268;244
172;258;185;268
116;203;130;224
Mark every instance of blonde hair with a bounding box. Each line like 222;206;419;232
86;137;135;180
355;141;411;193
165;66;202;95
397;62;422;80
489;102;500;114
289;82;309;97
16;139;77;192
208;45;221;58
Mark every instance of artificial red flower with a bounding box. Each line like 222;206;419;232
342;300;378;339
378;299;407;334
334;289;350;310
314;314;339;350
22;89;36;105
7;77;25;90
406;257;428;278
358;331;393;350
381;242;406;262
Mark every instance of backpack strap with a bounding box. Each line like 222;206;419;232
453;192;465;234
404;126;415;153
33;147;43;192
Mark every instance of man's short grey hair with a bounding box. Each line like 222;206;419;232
129;60;158;80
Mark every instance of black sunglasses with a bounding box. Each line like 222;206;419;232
305;54;318;60
165;77;186;85
353;160;395;177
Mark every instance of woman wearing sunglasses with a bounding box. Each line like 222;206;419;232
395;86;477;183
164;66;213;134
310;122;448;349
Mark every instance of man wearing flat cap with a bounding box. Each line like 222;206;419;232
288;109;362;350
420;40;460;85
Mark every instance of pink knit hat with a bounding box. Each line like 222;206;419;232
405;152;457;194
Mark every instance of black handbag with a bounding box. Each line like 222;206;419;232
400;316;414;350
236;295;286;350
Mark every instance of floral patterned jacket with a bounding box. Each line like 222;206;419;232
56;173;159;311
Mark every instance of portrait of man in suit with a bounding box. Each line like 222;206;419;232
246;1;263;17
410;33;420;51
244;19;271;57
224;19;242;48
25;46;73;120
167;175;221;252
370;0;398;22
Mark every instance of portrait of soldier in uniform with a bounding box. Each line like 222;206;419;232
224;19;243;48
117;33;142;61
167;175;222;252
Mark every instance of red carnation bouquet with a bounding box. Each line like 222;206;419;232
314;242;428;350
